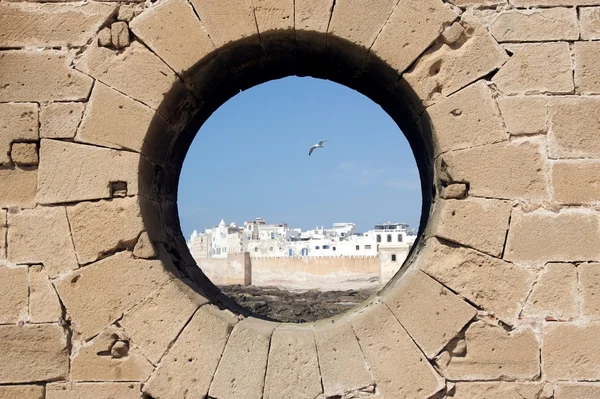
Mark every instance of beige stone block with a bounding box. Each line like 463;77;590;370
0;324;68;383
505;209;600;264
0;103;38;165
580;7;600;39
0;3;117;47
450;0;505;5
434;197;512;257
110;22;129;49
10;143;38;166
314;320;372;397
497;96;547;136
40;103;84;139
513;0;600;5
0;50;93;102
97;27;111;47
54;252;171;339
295;0;334;42
493;43;573;95
209;318;277;399
0;266;27;324
549;97;600;159
29;265;62;324
580;263;600;318
0;167;37;208
264;324;322;399
118;5;140;22
143;305;237;398
133;231;156;259
129;0;215;74
491;8;578;42
452;382;545;399
253;0;294;35
422;238;534;323
442;141;547;200
37;139;142;204
427;81;508;155
8;207;77;278
441;183;468;199
575;42;600;94
382;270;476;358
543;323;600;380
556;383;600;399
0;210;5;260
0;386;43;399
350;303;444;399
188;0;258;47
120;279;206;364
523;263;578;319
46;383;141;399
404;16;508;105
443;322;539;380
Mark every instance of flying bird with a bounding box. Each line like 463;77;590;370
309;140;328;156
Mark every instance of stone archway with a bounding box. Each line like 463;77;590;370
2;1;600;398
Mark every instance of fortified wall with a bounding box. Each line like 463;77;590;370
2;0;600;398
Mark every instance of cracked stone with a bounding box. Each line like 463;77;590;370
441;183;468;199
29;265;62;324
97;27;112;47
0;103;37;165
10;142;38;166
188;0;258;47
522;263;578;319
133;231;156;259
40;103;84;139
490;8;578;42
110;22;130;49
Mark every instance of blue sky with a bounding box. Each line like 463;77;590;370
178;76;421;239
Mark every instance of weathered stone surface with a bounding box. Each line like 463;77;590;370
118;4;142;22
452;382;545;399
8;207;78;278
543;323;600;380
0;51;93;102
97;27;111;47
0;385;44;399
427;80;508;155
110;22;129;49
441;183;468;199
253;0;294;35
264;324;322;399
0;266;27;324
0;103;37;165
37;139;142;204
404;16;508;105
295;0;333;43
133;231;156;259
580;7;600;40
442;322;539;380
120;279;206;364
434;197;512;257
11;142;37;166
491;8;578;42
46;383;142;399
497;96;547;135
523;263;578;319
71;326;154;381
314;320;372;397
548;97;600;158
0;167;37;208
350;303;445;399
382;270;476;358
580;263;600;318
505;209;600;264
442;141;547;200
450;0;504;5
209;318;277;399
129;0;215;74
422;238;533;323
0;324;68;383
188;0;258;47
493;43;574;94
29;265;62;324
513;0;600;5
40;103;85;139
144;305;237;399
575;42;600;94
0;3;117;47
0;210;5;260
54;252;171;339
556;383;600;399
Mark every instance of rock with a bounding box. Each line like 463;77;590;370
0;167;37;208
580;263;600;318
133;232;156;259
548;97;600;158
575;41;600;94
441;183;468;199
10;142;37;166
40;103;84;139
0;103;38;165
522;263;578;319
452;382;545;399
555;383;600;399
97;27;112;47
46;383;141;399
28;264;63;323
0;266;28;324
543;323;600;380
580;7;600;40
497;96;547;136
0;385;44;399
490;8;578;42
110;22;130;49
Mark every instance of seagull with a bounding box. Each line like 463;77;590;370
309;140;328;156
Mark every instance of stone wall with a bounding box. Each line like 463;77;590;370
2;0;600;398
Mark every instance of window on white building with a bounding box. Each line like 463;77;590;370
387;234;392;243
365;245;371;250
355;245;359;250
392;254;397;262
333;247;336;251
315;246;320;249
323;245;330;249
376;235;381;243
398;234;403;242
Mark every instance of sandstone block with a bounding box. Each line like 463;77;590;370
513;0;600;5
28;265;62;323
505;209;600;264
543;323;600;380
350;303;445;399
426;80;508;155
118;5;141;22
491;8;578;42
129;0;215;74
314;320;373;397
580;263;600;318
433;197;512;257
442;322;539;380
441;140;547;200
553;161;600;205
422;238;534;323
0;266;28;324
452;382;545;399
0;167;37;208
54;252;171;339
253;0;294;36
575;42;600;94
110;22;129;49
0;324;68;383
441;183;468;199
46;383;141;399
97;27;111;47
0;385;44;399
10;142;38;166
0;51;93;102
40;103;85;139
0;103;38;165
209;318;277;399
580;7;600;39
522;263;578;319
497;96;547;136
382;270;476;358
0;210;5;259
8;207;78;278
493;43;573;94
548;97;600;159
37;139;142;204
188;0;258;47
0;3;117;47
143;305;237;398
264;324;322;399
556;383;600;399
450;0;505;5
295;0;334;44
133;231;156;259
120;279;206;364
